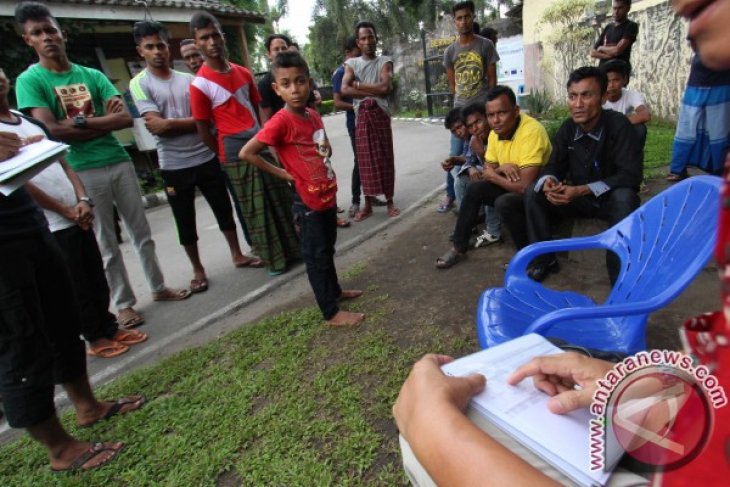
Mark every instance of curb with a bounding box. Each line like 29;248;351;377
392;117;445;125
91;182;446;386
0;183;446;438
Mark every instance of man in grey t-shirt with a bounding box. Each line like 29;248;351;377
130;21;261;294
342;21;400;221
444;1;499;108
440;1;499;212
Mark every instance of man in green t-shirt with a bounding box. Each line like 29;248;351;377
14;2;190;329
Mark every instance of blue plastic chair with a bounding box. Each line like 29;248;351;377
476;175;722;354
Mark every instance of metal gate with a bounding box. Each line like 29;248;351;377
420;30;454;118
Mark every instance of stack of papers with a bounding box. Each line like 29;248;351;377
442;334;623;486
0;139;68;196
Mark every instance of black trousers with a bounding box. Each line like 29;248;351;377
0;230;86;428
453;181;508;253
348;126;361;205
292;198;341;320
161;158;236;246
521;182;640;283
53;225;118;342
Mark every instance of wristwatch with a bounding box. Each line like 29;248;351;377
78;196;94;207
72;113;87;128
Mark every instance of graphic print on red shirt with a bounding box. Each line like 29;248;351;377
255;108;337;211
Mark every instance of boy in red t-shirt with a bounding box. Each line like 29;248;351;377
240;52;365;326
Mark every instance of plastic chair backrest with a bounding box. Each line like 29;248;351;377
606;175;721;305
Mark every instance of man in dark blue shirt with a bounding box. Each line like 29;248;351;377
501;67;642;283
332;36;363;217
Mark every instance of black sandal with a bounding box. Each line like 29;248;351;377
435;249;466;269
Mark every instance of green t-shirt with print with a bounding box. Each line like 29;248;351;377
16;63;130;171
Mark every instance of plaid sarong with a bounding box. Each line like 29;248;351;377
355;99;395;198
225;156;300;273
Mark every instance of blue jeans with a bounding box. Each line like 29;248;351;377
445;133;464;200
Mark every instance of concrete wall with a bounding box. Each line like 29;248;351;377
523;0;691;119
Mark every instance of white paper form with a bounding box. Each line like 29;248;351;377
442;334;621;487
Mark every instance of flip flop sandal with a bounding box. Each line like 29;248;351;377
435;249;466;269
113;329;148;346
353;209;372;222
336;218;351;228
51;442;125;472
117;310;145;330
235;256;264;268
387;206;401;217
87;342;129;358
190;278;209;293
152;288;192;301
78;395;146;428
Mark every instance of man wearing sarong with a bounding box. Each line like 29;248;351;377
342;21;400;222
189;12;299;275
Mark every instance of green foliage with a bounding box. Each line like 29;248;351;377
521;89;553;119
538;0;594;87
317;99;335;116
0;280;470;485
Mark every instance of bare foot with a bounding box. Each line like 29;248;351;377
339;289;363;300
387;205;400;217
50;441;124;472
325;310;365;327
234;254;264;268
152;287;192;301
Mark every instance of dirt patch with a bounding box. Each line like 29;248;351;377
280;174;718;356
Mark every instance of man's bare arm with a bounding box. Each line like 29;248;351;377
28;96;132;142
486;63;497;89
142;111;196;137
597;38;633;57
628;105;651;125
195;120;218;154
357;62;393;97
341;65;373;99
446;67;456;94
333;91;354;111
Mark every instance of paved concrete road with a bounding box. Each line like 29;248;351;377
95;115;449;377
0;115;451;439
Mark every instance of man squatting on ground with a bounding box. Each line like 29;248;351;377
0;120;144;473
14;2;190;332
1;68;148;360
502;66;642;283
436;85;552;269
239;51;365;327
342;21;400;222
129;20;262;295
439;0;499;215
189;12;300;276
179;37;255;250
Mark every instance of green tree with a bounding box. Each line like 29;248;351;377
538;0;594;94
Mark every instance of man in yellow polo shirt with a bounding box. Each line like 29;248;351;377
436;85;551;268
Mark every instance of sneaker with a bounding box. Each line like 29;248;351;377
474;230;501;248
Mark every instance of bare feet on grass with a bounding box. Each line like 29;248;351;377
326;310;365;327
339;289;363;300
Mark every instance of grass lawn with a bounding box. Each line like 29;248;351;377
0;285;471;486
643;121;675;178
